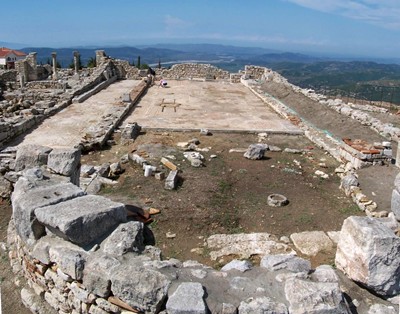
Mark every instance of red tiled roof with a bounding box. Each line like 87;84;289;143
0;47;27;58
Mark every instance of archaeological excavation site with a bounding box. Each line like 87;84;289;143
0;50;399;314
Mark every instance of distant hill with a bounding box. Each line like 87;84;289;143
17;43;400;105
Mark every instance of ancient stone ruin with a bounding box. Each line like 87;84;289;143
0;51;399;314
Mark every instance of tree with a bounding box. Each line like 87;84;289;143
87;57;96;68
137;56;141;69
158;59;161;69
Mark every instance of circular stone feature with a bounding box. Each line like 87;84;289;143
267;194;289;207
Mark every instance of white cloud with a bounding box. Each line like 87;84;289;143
164;15;190;34
284;0;400;29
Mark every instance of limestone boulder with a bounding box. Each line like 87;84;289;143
12;177;85;243
238;297;288;314
47;148;81;185
14;144;52;171
110;265;170;313
368;304;397;314
284;278;350;314
83;254;121;298
290;231;333;256
243;144;267;160
34;195;127;246
166;282;207;314
335;216;400;297
102;221;144;256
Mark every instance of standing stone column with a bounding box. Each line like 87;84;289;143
73;51;80;75
51;52;58;80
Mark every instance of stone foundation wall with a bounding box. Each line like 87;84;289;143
160;63;230;80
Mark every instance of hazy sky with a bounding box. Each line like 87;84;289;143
2;0;400;58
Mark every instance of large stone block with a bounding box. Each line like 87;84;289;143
35;195;127;246
260;254;311;273
335;216;400;297
110;265;170;313
14;144;52;171
83;254;121;298
166;282;207;314
284;278;350;314
12;178;85;243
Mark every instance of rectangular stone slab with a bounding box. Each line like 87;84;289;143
35;195;127;246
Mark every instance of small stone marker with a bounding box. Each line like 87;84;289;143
165;170;178;190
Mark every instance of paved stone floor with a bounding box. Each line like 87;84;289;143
11;80;140;148
124;80;302;134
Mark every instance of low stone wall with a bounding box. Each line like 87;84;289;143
0;69;18;83
0;60;122;149
80;79;150;151
160;63;230;80
5;147;399;314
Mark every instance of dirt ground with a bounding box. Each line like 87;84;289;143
0;201;31;314
82;131;360;268
260;81;399;211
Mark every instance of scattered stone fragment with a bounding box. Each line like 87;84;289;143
155;172;165;180
166;232;176;239
243;144;267;160
200;128;211;136
109;161;123;177
221;259;252;272
165;170;178;190
161;157;177;170
14;144;52;171
315;170;329;179
283;148;302;154
183;151;204;167
260;254;311;273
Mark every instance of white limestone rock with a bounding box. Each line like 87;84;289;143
221;259;252;272
238;297;288;314
335;216;400;297
243;144;267;160
102;221;144;256
290;231;333;256
166;282;207;314
260;254;311;273
284;278;350;314
206;233;294;260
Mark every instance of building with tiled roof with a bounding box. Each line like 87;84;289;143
0;47;27;69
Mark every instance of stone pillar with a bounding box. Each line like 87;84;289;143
396;142;400;168
73;51;80;75
95;50;106;67
51;52;58;80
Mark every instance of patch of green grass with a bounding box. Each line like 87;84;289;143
339;205;360;215
298;213;313;224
